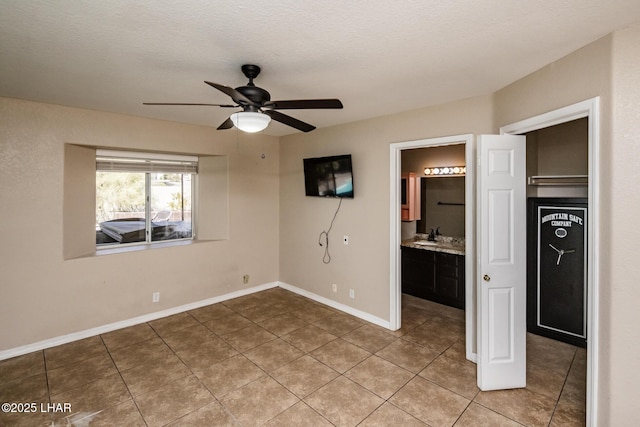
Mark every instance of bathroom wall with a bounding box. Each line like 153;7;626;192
401;144;466;237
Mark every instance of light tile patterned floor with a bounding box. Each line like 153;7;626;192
0;289;586;426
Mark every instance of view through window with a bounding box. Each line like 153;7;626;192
96;151;196;247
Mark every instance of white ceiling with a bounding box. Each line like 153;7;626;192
1;1;639;136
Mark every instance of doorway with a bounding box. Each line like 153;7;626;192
389;97;599;425
389;134;476;360
501;97;599;425
524;118;589;348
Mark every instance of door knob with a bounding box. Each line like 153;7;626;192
483;274;491;282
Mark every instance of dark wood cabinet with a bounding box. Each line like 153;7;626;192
401;247;435;299
401;246;465;309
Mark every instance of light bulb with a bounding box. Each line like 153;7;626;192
230;112;271;133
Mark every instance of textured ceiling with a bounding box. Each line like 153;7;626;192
1;1;639;136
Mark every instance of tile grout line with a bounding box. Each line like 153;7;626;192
148;312;240;426
42;348;53;426
10;290;583;426
547;346;579;426
234;300;464;425
99;331;150;427
195;298;315;425
208;298;383;425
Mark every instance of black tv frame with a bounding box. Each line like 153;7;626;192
303;154;354;198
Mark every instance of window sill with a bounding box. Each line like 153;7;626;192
66;239;227;260
96;239;196;256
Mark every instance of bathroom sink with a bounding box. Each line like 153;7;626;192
414;240;438;246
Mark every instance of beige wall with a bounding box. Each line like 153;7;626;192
279;95;493;320
607;24;640;425
0;97;280;350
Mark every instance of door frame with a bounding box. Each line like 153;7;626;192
389;134;477;361
500;97;600;426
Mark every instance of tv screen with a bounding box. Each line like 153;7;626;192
303;154;354;198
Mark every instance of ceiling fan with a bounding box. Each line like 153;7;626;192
143;64;343;133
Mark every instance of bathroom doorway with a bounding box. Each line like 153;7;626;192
389;134;476;360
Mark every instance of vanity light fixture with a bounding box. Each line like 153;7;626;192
230;111;271;133
424;166;466;176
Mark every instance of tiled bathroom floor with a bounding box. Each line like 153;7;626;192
0;289;586;426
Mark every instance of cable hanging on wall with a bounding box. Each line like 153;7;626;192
318;197;343;264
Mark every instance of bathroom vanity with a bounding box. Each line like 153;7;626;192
401;236;465;309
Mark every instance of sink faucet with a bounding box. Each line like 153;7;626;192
428;227;441;242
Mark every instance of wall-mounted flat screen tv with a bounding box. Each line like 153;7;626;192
303;154;354;198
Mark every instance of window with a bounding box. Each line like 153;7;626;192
95;150;197;247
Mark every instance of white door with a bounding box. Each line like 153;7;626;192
477;134;526;390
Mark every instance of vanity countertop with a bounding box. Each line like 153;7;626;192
401;234;465;256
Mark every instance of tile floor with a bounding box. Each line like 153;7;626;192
0;289;586;426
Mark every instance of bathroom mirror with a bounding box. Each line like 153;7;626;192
416;176;465;236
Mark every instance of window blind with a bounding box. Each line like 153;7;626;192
96;150;198;174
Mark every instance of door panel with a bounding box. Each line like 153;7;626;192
488;189;513;263
488;287;513;362
477;134;526;391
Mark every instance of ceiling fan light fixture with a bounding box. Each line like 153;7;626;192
230;111;271;133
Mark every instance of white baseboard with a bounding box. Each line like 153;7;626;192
1;281;389;361
277;281;390;329
0;282;278;361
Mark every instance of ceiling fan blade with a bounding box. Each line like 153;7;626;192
264;110;316;132
143;102;237;107
217;117;234;130
204;81;257;106
263;99;343;110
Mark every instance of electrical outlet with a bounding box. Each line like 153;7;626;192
343;235;349;245
332;283;338;293
152;292;160;303
349;289;355;299
243;274;250;284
